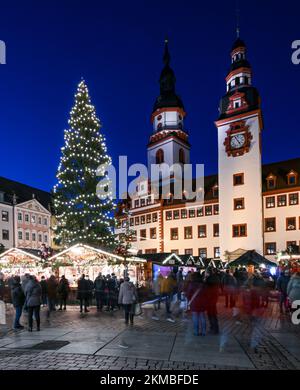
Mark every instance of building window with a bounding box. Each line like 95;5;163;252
213;204;219;215
38;233;42;242
131;231;137;242
32;233;36;241
18;231;23;240
38;216;42;225
152;213;158;222
214;247;220;258
25;214;29;223
44;218;48;226
198;225;207;238
18;212;22;222
145;249;157;254
150;228;157;240
31;215;36;224
213;224;219;237
188;209;195;218
181;209;187;219
266;196;275;208
156;149;164;164
25;232;30;241
1;211;9;222
173;210;180;219
286;217;296;231
130;218;134;226
179;148;185;164
277;195;287;207
171;249;179;254
184;226;193;239
287;241;297;251
146;196;152;205
134;200;139;208
197;207;204;217
289;193;299;205
166;211;172;220
135;217;139;226
170;228;178;240
140;229;146;241
146;214;151;223
232;224;247;237
140;198;145;207
140;215;145;225
233;173;244;186
198;248;207;259
185;248;193;255
265;242;276;255
2;229;9;240
205;206;212;216
265;218;276;232
234;198;245;210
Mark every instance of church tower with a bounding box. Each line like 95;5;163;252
147;40;190;181
215;37;264;259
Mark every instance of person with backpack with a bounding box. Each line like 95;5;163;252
57;275;70;310
24;275;42;331
118;276;137;325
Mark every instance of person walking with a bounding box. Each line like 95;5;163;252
152;273;163;320
221;269;237;308
11;276;25;330
94;273;105;311
276;270;291;313
57;275;70;310
24;275;42;331
186;273;207;336
118;276;137;325
287;272;300;311
40;276;48;307
46;275;58;317
161;273;177;322
77;274;89;313
0;272;5;301
205;268;220;334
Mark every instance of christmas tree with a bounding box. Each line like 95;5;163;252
53;80;115;248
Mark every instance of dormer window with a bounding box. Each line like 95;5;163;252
287;170;298;186
266;174;276;190
212;185;218;198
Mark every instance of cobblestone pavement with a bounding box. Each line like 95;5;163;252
0;297;300;370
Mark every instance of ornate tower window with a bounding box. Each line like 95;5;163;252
156;149;164;164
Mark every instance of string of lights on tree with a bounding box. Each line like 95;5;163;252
53;80;116;248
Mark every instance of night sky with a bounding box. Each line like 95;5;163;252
1;0;300;192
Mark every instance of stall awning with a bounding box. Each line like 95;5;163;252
136;253;205;267
228;250;277;268
0;247;42;266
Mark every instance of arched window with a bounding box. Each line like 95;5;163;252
156;149;164;164
179;148;185;164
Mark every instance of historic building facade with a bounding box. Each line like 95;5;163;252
115;37;300;263
0;177;52;250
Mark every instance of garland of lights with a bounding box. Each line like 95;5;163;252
52;80;116;247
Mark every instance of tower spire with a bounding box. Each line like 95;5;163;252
236;0;240;38
163;36;170;66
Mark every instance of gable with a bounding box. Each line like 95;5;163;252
16;199;50;214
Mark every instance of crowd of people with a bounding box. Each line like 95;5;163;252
0;267;300;335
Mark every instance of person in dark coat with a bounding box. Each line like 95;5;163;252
40;276;48;307
57;275;70;310
221;270;237;308
276;270;291;313
77;274;89;313
118;277;137;325
46;275;58;317
94;273;105;311
186;273;207;336
24;275;42;331
11;276;25;330
86;275;94;307
0;272;5;301
205;268;220;334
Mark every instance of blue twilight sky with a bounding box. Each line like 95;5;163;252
0;0;300;192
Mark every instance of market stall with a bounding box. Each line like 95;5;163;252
0;247;52;279
48;243;146;286
227;250;277;273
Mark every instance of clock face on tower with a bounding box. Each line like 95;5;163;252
224;120;252;157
